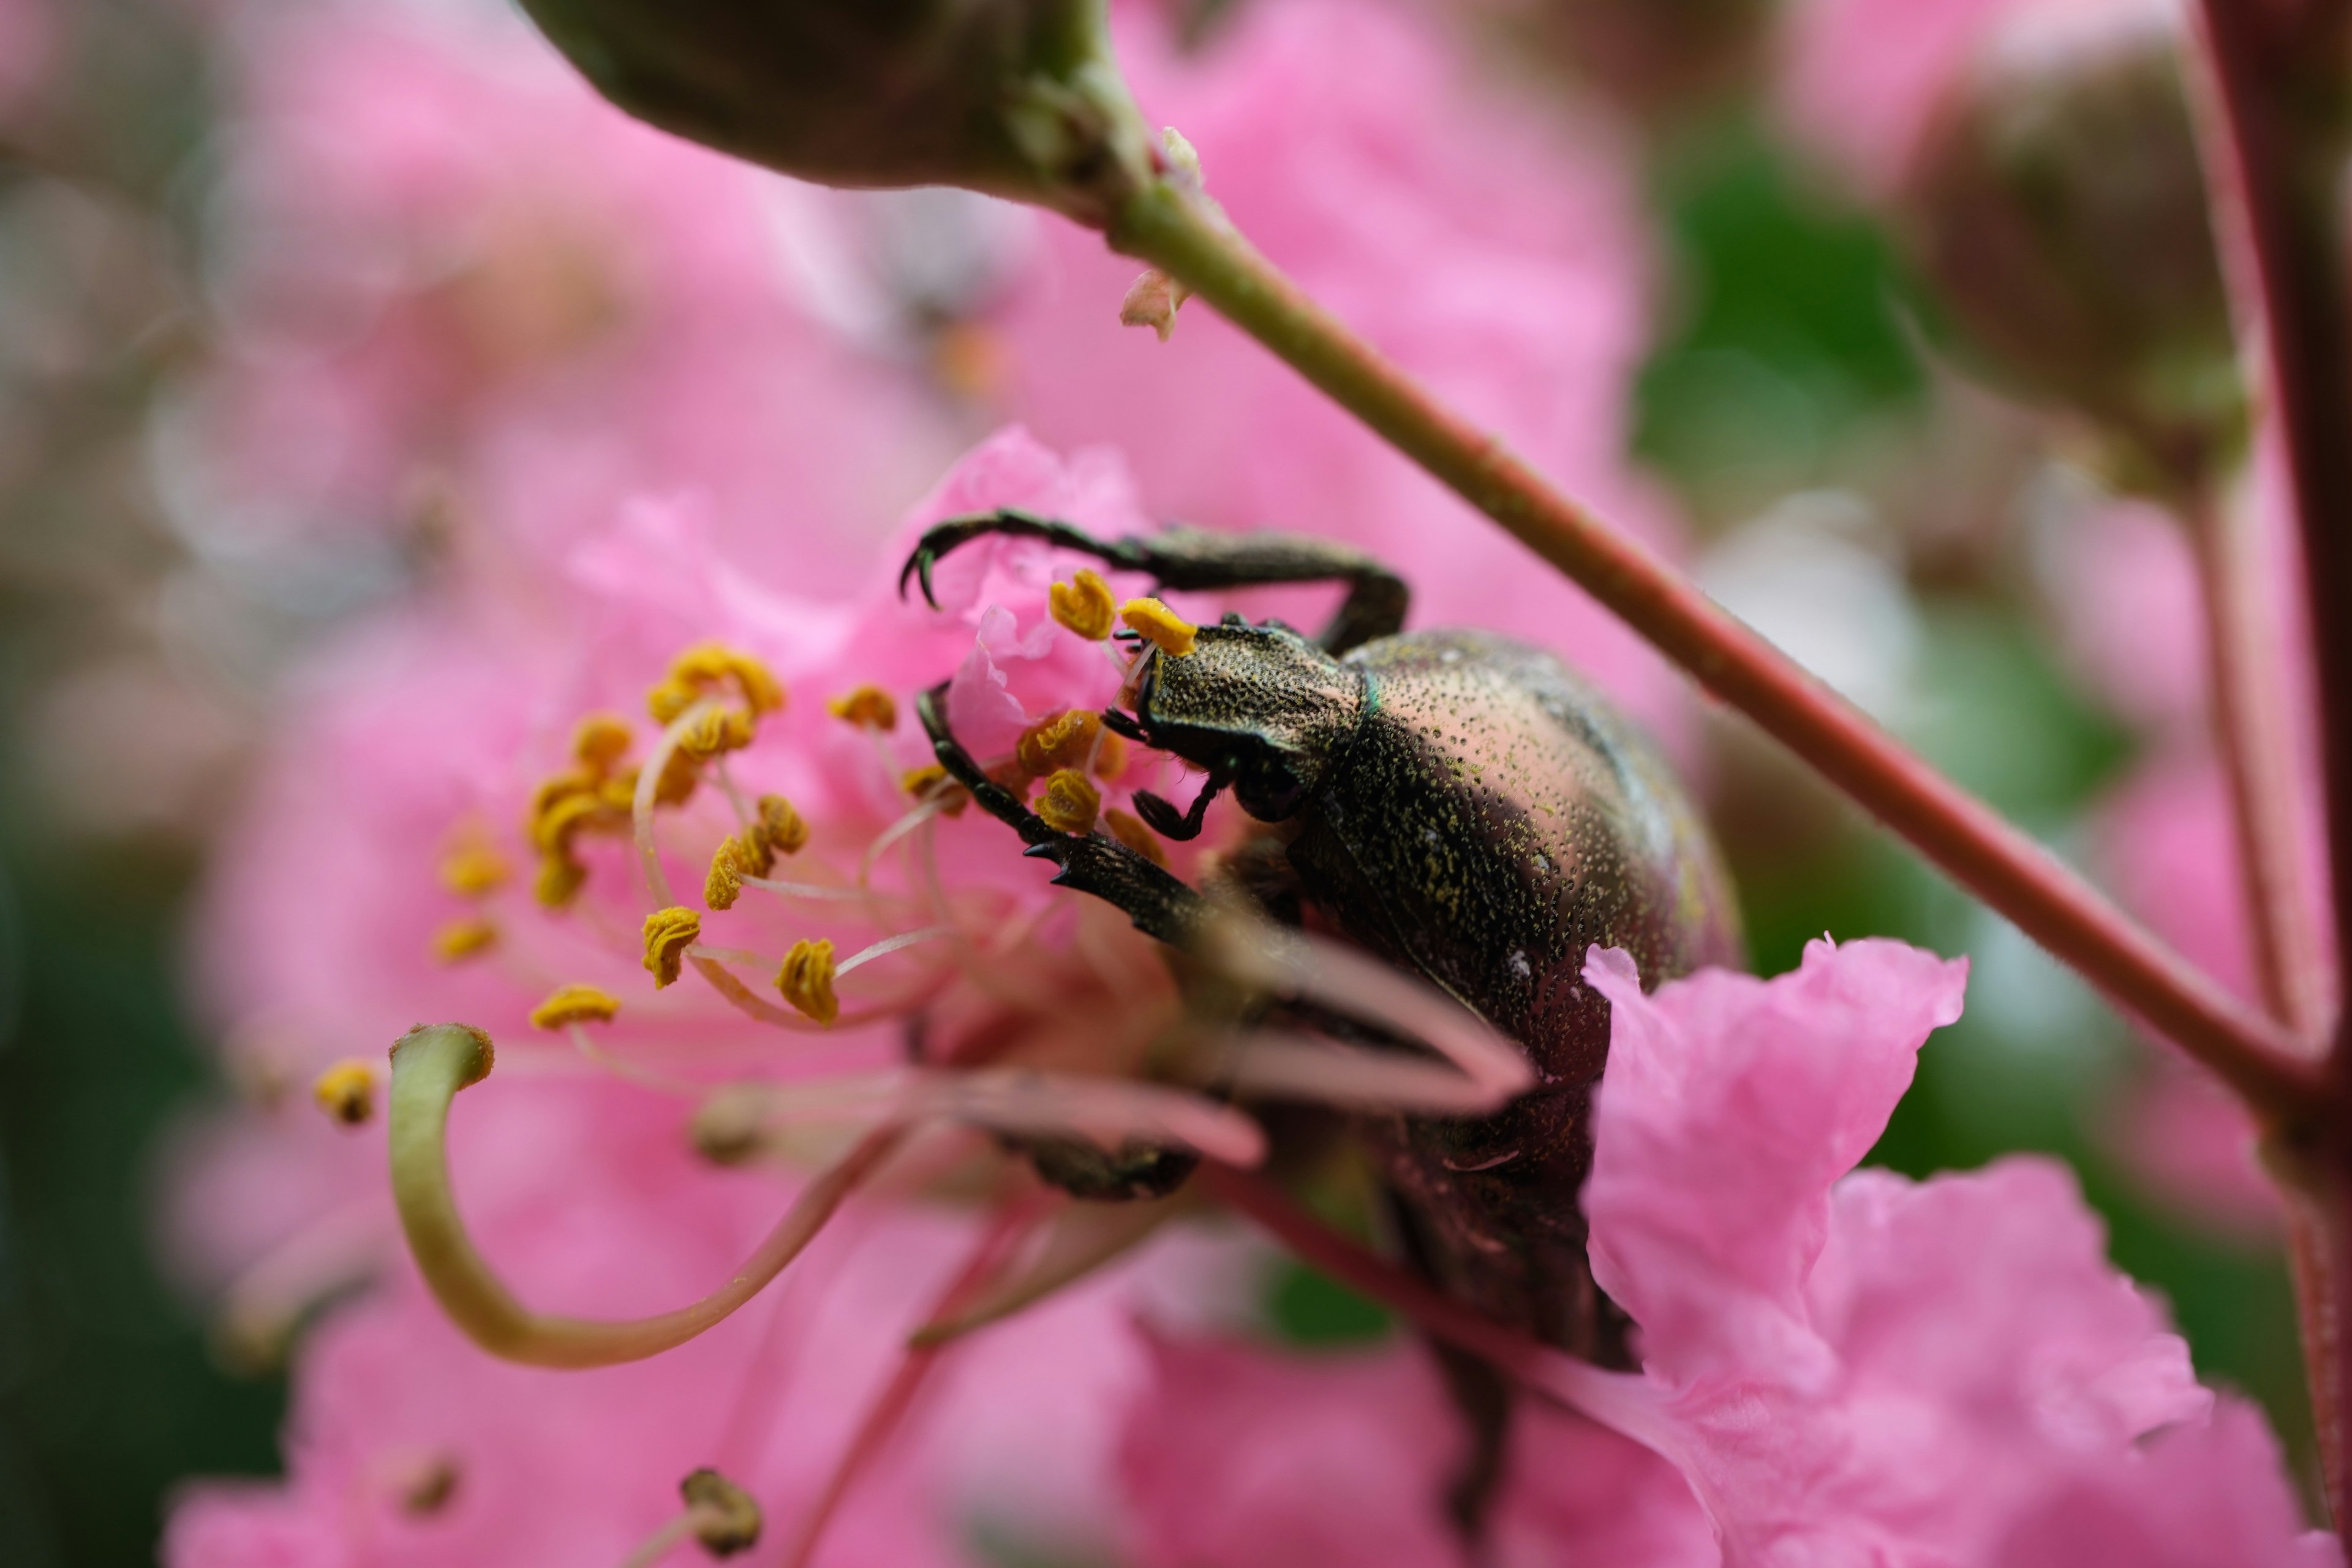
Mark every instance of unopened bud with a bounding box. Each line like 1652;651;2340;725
1899;12;2240;482
514;0;1155;225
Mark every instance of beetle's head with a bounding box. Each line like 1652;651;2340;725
1125;622;1362;823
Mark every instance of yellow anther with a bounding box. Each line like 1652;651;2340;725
679;706;755;760
680;1468;763;1556
394;1452;461;1517
572;713;634;774
649;643;786;723
438;839;511;897
1104;807;1168;867
642;907;701;989
312;1059;377;1126
1017;709;1101;777
1120;597;1198;657
827;684;899;732
653;748;701;807
704;834;771;911
1038;769;1101;835
775;938;839;1025
598;770;639;813
529;983;622;1030
432;916;499;963
1050;568;1118;641
528;778;599;852
1095;730;1130;782
987;760;1035;805
754;794;810;857
900;764;970;816
535;852;587;909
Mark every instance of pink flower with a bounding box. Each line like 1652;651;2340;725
1561;939;2328;1565
167;0;960;591
0;0;53;125
1117;1333;1716;1567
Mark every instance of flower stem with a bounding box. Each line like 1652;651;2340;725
1106;180;2319;1115
386;1023;903;1368
2184;479;2331;1038
2184;0;2352;1524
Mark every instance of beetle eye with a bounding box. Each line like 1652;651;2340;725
1234;752;1308;821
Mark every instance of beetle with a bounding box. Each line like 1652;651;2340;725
901;510;1741;1523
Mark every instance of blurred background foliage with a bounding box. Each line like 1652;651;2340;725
0;0;2316;1561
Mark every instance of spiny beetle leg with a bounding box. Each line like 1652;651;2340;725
897;508;1150;609
914;684;1209;948
895;511;1409;655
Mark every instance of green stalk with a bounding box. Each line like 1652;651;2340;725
387;1023;899;1368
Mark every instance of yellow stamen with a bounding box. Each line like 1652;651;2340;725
529;789;600;854
681;1469;763;1555
598;771;640;814
1017;709;1101;776
827;685;899;732
1038;769;1101;835
679;706;754;760
988;760;1035;805
704;834;769;910
1095;730;1129;782
652;747;701;807
393;1452;461;1517
775;938;839;1025
900;763;970;816
649;643;785;723
432;916;499;963
754;794;810;857
1120;597;1197;657
1050;568;1118;640
573;713;634;774
312;1059;377;1126
535;853;587;909
437;831;511;897
1104;807;1167;867
529;983;622;1030
643;907;701;989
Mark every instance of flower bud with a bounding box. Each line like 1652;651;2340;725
1899;12;2241;483
513;0;1155;224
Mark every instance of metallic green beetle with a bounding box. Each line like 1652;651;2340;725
902;510;1741;1515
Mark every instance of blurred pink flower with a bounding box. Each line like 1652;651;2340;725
1118;1332;1716;1567
1776;0;2175;198
0;0;53;124
167;0;961;593
1553;938;2328;1564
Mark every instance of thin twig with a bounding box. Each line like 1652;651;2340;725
1107;181;2320;1115
2182;0;2352;1525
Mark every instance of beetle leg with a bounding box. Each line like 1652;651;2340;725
915;684;1212;948
898;511;1408;655
1132;767;1231;842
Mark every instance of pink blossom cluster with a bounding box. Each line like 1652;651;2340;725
155;0;2331;1562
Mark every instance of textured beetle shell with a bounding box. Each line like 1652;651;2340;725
1285;630;1741;1353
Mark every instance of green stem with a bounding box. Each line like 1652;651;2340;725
1106;179;2320;1119
387;1023;901;1368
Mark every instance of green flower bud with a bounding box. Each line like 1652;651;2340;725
513;0;1155;225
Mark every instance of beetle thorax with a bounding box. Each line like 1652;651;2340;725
1131;623;1365;821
